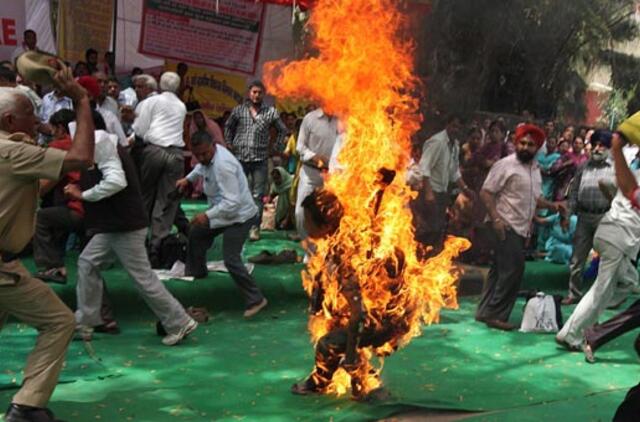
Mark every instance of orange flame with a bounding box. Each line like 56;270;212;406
264;0;470;397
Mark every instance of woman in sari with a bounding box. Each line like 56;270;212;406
270;167;294;229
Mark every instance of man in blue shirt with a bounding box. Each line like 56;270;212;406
177;131;267;318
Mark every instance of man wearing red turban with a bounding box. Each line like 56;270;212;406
476;124;565;331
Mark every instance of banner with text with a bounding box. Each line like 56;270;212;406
166;61;247;117
0;1;24;61
141;0;265;75
57;0;113;63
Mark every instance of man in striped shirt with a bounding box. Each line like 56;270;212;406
224;81;288;240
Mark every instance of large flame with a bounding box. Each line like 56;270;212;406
264;0;470;396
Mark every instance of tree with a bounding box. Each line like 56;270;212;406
421;0;638;121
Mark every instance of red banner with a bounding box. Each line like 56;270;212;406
139;0;265;74
0;0;24;61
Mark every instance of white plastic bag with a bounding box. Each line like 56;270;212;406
520;292;560;333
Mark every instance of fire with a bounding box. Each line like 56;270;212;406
264;0;470;397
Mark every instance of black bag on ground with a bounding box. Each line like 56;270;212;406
158;233;188;269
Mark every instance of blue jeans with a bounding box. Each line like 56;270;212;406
241;160;269;228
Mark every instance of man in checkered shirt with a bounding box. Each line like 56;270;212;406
224;81;289;240
562;129;616;305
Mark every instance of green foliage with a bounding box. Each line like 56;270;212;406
600;86;636;128
423;0;638;120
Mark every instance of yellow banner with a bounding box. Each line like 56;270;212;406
166;61;247;118
57;0;113;63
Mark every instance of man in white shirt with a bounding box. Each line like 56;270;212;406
418;115;471;255
11;29;40;62
295;108;338;241
556;131;640;351
77;75;127;147
65;112;197;346
92;71;120;117
133;72;187;267
38;90;73;144
177;131;267;318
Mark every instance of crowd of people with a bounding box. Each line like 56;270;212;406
2;28;640;420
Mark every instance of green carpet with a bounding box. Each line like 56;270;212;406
1;202;639;421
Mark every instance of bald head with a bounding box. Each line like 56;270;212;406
0;87;38;136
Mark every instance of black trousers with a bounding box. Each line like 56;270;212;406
585;299;640;352
614;382;640;421
311;326;394;392
33;206;83;269
140;144;184;258
476;227;525;322
185;218;264;307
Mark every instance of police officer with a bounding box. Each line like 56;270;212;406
0;66;95;422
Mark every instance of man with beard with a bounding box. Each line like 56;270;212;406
562;130;615;305
224;81;288;241
556;128;640;352
476;124;565;331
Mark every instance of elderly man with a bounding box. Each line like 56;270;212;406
556;130;640;351
224;81;288;241
177;132;267;318
562;130;616;305
476;124;564;331
132;72;186;267
418;114;473;255
0;69;95;422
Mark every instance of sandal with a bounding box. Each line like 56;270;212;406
34;268;67;284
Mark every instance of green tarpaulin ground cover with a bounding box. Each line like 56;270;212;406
1;202;638;421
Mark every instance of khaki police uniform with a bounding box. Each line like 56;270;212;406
0;130;75;408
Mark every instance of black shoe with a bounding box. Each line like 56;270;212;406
33;269;67;285
291;378;321;396
484;319;516;331
4;403;64;422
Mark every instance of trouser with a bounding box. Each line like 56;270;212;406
413;191;449;256
185;218;264;307
75;228;190;334
33;206;83;269
309;327;393;393
557;237;639;347
295;168;323;240
0;260;75;407
585;299;640;352
614;382;640;421
476;227;526;322
567;212;604;299
140;144;184;258
240;160;269;229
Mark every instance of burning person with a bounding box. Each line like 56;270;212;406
291;185;409;398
